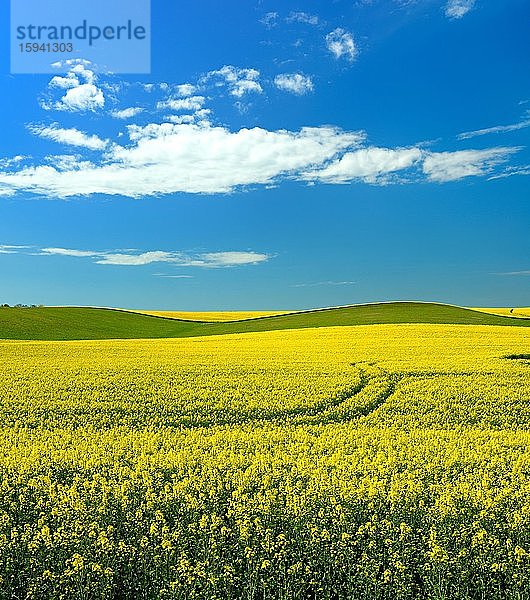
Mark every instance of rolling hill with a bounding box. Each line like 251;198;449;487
130;310;292;321
1;302;529;341
471;307;530;318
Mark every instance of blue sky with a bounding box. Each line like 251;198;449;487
0;0;529;309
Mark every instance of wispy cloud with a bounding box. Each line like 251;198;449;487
202;66;262;97
41;247;98;258
188;252;270;267
422;147;519;182
445;0;476;19
286;12;319;26
292;281;356;287
260;12;278;28
164;110;212;125
110;107;145;119
156;96;206;112
0;244;31;254
494;270;530;276
457;118;530;140
326;28;358;61
488;165;530;180
0;156;26;168
274;73;314;95
38;247;270;267
303;147;422;184
29;123;108;150
96;251;179;266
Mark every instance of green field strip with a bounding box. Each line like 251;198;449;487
1;301;530;341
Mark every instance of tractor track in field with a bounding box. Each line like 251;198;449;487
167;362;401;429
290;362;400;426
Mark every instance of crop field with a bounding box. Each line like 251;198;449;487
135;307;530;323
0;320;529;599
128;310;292;322
472;308;530;319
1;302;530;341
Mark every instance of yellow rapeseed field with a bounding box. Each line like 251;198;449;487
472;307;530;319
0;324;529;599
125;310;292;322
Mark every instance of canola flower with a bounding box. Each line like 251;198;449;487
124;310;292;322
0;324;529;599
471;307;530;319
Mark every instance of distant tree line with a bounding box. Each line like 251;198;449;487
1;304;43;308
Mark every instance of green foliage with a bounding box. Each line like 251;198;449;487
0;302;529;340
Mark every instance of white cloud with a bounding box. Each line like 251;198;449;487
286;12;319;25
164;114;196;125
42;61;104;112
175;84;197;97
110;107;145;119
274;73;314;95
204;66;262;97
126;122;184;141
488;165;530;180
0;244;31;254
51;84;105;112
0;124;362;198
156;96;206;112
495;270;530;276
303;147;423;183
457;118;530;140
422;147;519;182
183;252;269;267
96;251;178;265
41;247;100;257
0;156;26;168
49;74;80;89
44;154;90;170
39;247;270;267
292;281;356;287
0;117;522;197
326;28;358;61
164;109;211;125
445;0;476;19
29;124;108;150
